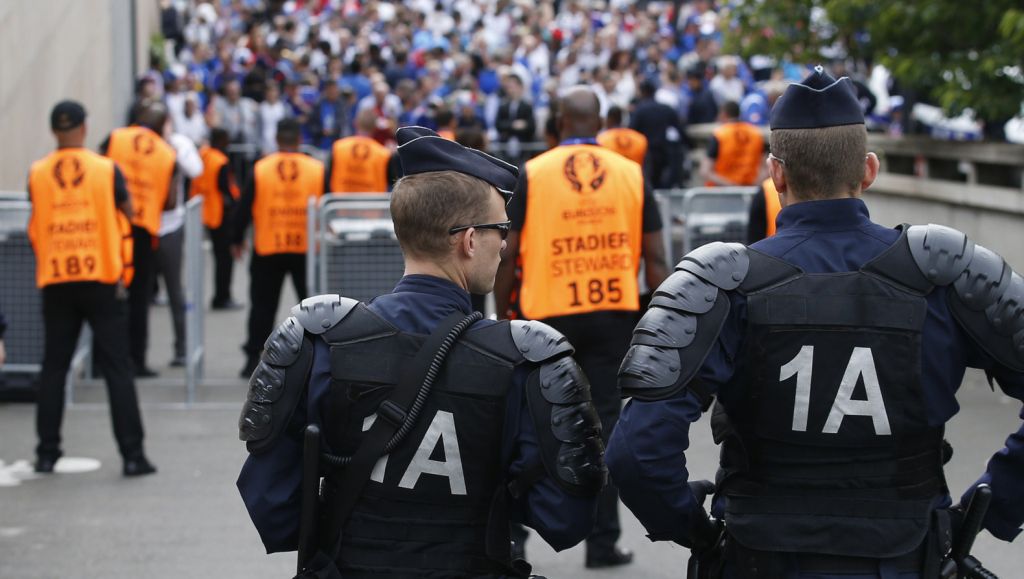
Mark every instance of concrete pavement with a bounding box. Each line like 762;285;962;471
1;252;1022;578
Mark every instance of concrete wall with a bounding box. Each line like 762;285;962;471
0;0;155;191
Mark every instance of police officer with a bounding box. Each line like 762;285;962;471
236;126;606;578
607;67;1024;578
699;100;766;187
190;127;241;310
494;86;670;568
327;107;398;194
28;100;155;476
232;118;327;378
103;102;178;377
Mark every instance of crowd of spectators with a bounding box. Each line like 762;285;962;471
147;0;929;185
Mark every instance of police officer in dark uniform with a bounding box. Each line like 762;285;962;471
606;67;1024;578
236;126;606;578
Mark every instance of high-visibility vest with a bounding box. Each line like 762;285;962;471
519;144;644;319
189;146;238;229
106;126;176;235
28;148;134;288
707;122;764;186
329;135;391;193
252;152;324;256
762;178;782;237
597;127;648;166
437;129;456;141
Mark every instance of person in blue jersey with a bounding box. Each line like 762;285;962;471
236;126;606;579
607;66;1024;578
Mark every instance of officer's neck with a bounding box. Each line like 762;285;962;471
403;258;469;292
56;138;84;149
277;144;300;153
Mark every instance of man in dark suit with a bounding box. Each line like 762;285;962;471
630;80;686;188
495;73;536;161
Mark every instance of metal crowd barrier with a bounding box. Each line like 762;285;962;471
654;186;757;265
183;195;205;404
0;194;44;382
307;194;404;299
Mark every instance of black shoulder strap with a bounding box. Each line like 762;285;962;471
324;311;474;559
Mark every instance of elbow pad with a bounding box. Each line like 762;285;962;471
512;320;607;496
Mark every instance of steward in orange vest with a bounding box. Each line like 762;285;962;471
493;87;669;566
232;118;326;377
102;102;178;376
747;177;783;243
701;101;765;187
328;108;395;194
597;106;648;166
189;127;241;309
28;100;154;476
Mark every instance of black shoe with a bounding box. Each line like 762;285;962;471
585;546;634;569
240;357;259;379
34;456;59;474
169;355;186;367
123;456;157;477
211;299;244;311
135;366;159;378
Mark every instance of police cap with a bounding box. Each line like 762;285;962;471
770;65;864;130
395;126;519;203
51;100;87;132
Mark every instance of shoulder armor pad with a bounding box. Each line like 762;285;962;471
676;242;749;290
907;224;973;286
526;354;606;495
650;270;719;314
510;320;574;362
291;294;359;335
238;315;318;453
947;243;1024;372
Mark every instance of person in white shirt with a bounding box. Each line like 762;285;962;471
258;81;289;154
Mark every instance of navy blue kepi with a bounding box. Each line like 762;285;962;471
770;65;864;130
395;126;519;203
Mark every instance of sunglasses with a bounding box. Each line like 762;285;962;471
448;220;512;240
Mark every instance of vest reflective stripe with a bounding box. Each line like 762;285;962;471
762;178;781;237
708;122;764;186
28;149;133;287
252;152;324;256
520;144;643;319
597;128;648;166
106;126;176;235
329;136;390;194
189;147;237;229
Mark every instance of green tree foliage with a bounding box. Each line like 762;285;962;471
725;1;1024;123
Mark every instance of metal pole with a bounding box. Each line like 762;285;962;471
184;196;204;406
307;196;317;296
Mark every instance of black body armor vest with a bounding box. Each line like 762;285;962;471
317;304;522;578
717;250;946;558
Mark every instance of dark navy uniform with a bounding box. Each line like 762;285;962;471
606;69;1024;579
237;127;605;578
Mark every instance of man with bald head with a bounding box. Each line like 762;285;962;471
495;86;669;569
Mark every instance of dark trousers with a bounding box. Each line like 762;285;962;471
36;282;145;460
155;227;186;359
209;223;235;306
244;252;307;358
543;310;636;552
128;226;156;369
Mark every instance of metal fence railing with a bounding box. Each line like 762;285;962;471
183;195;205;403
654;186;757;265
0;194;44;379
307;194;403;299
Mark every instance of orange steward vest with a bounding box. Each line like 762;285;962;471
28;149;134;288
329;135;391;193
189;147;238;229
252;152;324;256
519;144;644;319
707;122;764;186
106;126;176;235
762;178;782;237
597;128;648;166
